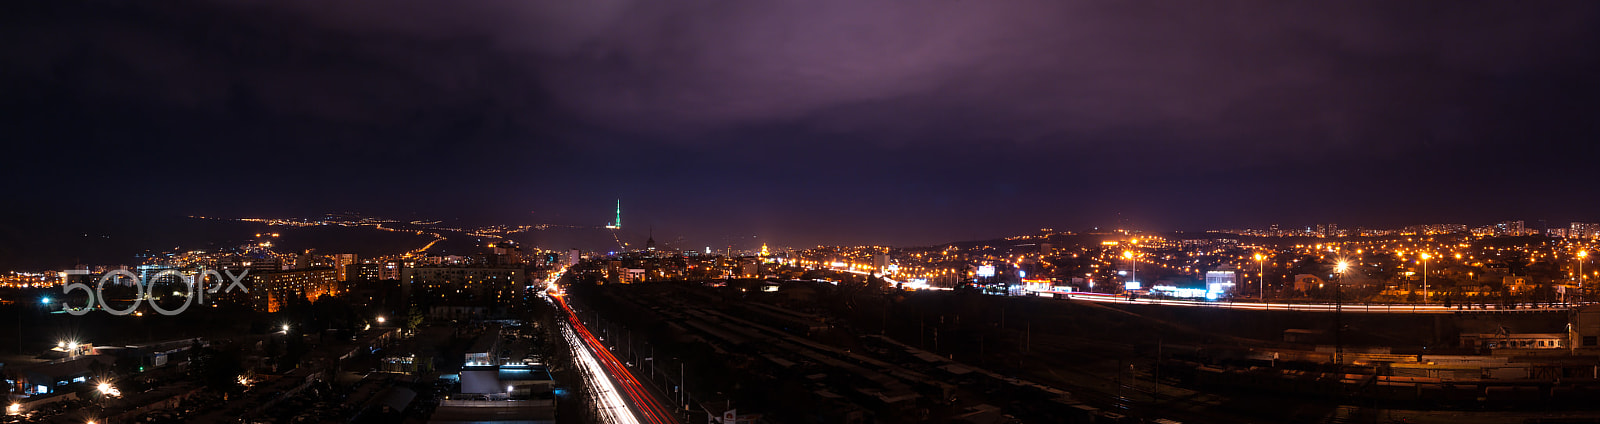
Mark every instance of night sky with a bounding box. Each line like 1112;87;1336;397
4;1;1600;249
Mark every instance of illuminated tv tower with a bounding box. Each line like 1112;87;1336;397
605;199;621;229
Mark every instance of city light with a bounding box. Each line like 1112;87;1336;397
40;296;50;305
6;403;19;415
96;381;119;397
376;316;386;324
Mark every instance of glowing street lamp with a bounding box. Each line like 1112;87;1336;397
1420;252;1431;303
7;403;20;415
1123;250;1136;288
376;316;386;325
96;381;119;397
1254;253;1266;300
1333;260;1349;369
1580;250;1590;303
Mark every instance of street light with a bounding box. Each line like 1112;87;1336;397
1254;253;1266;300
96;381;119;397
1420;252;1431;303
376;316;386;325
1580;250;1589;303
1333;260;1348;370
1123;250;1136;288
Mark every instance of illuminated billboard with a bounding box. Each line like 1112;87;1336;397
976;265;996;278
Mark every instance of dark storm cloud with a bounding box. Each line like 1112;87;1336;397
11;1;1597;157
4;0;1599;247
5;1;547;156
232;1;1599;158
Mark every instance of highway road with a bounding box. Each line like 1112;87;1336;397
1055;291;1572;314
558;318;640;424
811;263;1570;314
548;275;679;424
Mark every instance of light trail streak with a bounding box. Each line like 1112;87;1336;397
567;310;675;424
1057;292;1571;314
800;262;1567;314
560;320;640;424
549;273;677;424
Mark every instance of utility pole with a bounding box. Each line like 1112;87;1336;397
1025;321;1031;353
1116;359;1123;397
979;334;985;364
1152;337;1163;396
1334;261;1348;375
1421;253;1431;303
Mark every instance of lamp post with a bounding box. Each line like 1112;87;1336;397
1333;260;1349;371
1124;250;1136;289
1580;250;1589;304
1254;253;1266;300
1420;252;1431;303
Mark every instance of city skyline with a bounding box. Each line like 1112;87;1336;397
9;2;1600;423
6;205;1600;273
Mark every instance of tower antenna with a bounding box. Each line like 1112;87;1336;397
605;199;621;229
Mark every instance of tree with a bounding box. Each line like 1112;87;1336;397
279;335;309;370
406;306;425;331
